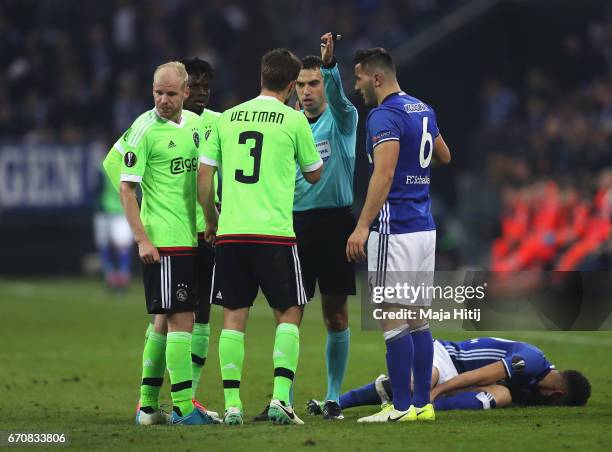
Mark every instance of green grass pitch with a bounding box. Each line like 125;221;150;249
1;278;611;451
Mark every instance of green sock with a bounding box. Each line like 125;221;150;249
144;322;154;341
219;329;244;411
166;332;194;417
191;323;210;397
272;323;300;405
140;331;166;410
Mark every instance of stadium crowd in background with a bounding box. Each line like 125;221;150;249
475;8;612;270
0;0;465;145
1;0;610;273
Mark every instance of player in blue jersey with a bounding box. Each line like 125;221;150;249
348;48;451;423
338;337;591;412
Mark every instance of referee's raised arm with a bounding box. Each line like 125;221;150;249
320;32;358;136
289;34;359;421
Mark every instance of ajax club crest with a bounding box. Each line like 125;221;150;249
192;128;200;148
176;283;189;302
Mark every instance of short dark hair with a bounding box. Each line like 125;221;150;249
301;55;322;71
561;370;591;406
353;47;395;73
181;57;214;80
261;48;302;92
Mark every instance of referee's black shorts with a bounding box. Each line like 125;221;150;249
293;206;356;300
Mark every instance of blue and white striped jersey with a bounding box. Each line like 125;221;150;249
437;337;555;390
365;92;438;234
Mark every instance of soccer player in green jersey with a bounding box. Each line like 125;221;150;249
199;48;323;425
179;57;222;409
116;61;217;426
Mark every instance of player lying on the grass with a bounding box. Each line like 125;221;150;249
332;337;590;417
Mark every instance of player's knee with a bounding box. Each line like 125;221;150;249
223;307;249;332
324;315;348;332
322;303;348;331
275;305;303;326
166;311;194;333
409;321;429;332
153;314;168;334
383;323;410;342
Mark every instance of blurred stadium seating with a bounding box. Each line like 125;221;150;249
463;3;612;270
0;0;610;275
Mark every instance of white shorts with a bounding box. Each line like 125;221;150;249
432;339;458;385
367;230;436;306
93;213;133;248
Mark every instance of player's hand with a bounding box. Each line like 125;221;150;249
204;222;218;244
346;225;369;262
320;32;334;66
138;238;160;264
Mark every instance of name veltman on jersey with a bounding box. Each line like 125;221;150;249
365;91;439;234
201;95;322;241
116;107;202;248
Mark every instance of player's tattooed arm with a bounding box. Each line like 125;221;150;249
431;134;451;166
431;361;507;401
119;181;160;264
346;140;399;262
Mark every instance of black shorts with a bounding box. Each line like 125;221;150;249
214;239;308;311
196;237;223;308
143;249;197;314
293;207;356;299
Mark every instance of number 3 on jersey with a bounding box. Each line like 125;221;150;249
235;131;263;184
419;116;433;168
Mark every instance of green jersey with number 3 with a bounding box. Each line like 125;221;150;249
116;108;202;248
200;95;322;238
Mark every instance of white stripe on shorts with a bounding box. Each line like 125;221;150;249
208;263;216;305
161;256;172;309
166;256;172;309
291;245;307;305
160;257;166;308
